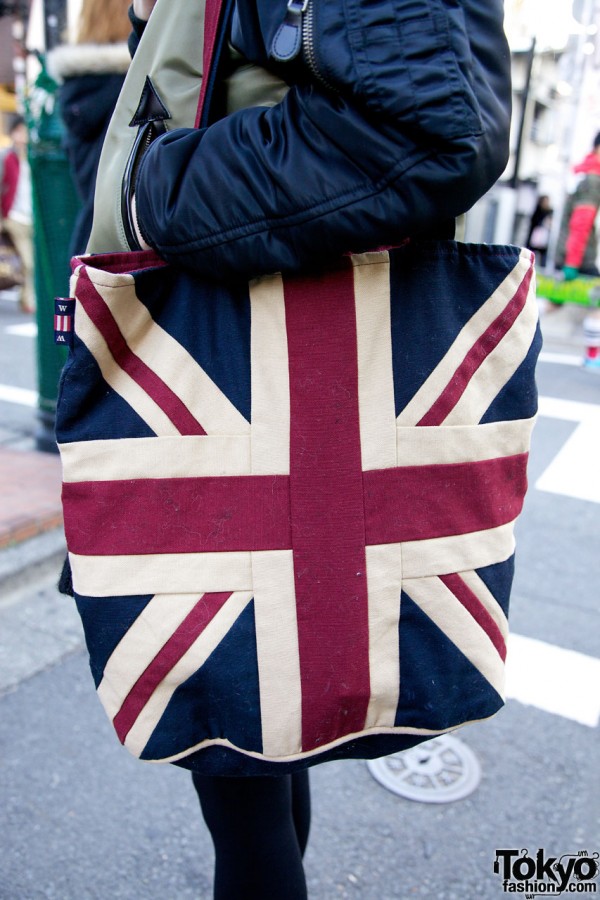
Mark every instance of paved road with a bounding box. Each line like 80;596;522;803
0;300;599;899
0;293;37;446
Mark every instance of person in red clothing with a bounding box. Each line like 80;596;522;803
1;115;34;313
554;132;600;370
555;132;600;280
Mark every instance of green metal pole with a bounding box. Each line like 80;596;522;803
29;132;78;452
27;15;81;452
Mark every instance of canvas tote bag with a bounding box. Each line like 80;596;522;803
55;0;541;776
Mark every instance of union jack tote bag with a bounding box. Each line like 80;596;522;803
56;240;540;775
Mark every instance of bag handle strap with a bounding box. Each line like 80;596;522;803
195;0;232;128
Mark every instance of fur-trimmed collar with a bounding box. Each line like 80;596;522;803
47;42;130;83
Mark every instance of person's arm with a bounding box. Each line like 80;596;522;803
1;151;19;219
128;2;156;57
132;0;156;20
134;0;511;280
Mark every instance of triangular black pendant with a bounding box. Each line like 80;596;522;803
129;76;171;127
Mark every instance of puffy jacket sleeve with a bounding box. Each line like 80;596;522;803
134;0;511;280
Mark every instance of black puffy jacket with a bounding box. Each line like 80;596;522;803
134;0;511;280
48;42;130;256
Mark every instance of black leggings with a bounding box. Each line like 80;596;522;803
192;771;311;900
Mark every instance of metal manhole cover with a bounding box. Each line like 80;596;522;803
366;734;481;803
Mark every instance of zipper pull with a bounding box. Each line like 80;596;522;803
271;0;308;62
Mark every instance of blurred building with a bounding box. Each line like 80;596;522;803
0;1;29;139
467;0;600;265
0;0;83;138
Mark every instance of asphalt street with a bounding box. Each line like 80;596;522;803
0;291;599;899
0;292;37;447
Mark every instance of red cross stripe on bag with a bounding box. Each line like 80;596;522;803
59;248;537;763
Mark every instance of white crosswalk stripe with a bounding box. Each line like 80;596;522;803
506;633;600;727
5;323;37;337
538;350;583;367
0;383;37;407
536;395;600;504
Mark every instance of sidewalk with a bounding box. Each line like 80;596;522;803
0;444;62;550
536;294;590;354
0;440;65;599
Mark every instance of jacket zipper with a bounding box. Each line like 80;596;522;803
302;1;337;91
301;1;325;87
272;0;336;91
121;119;168;250
271;0;308;63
